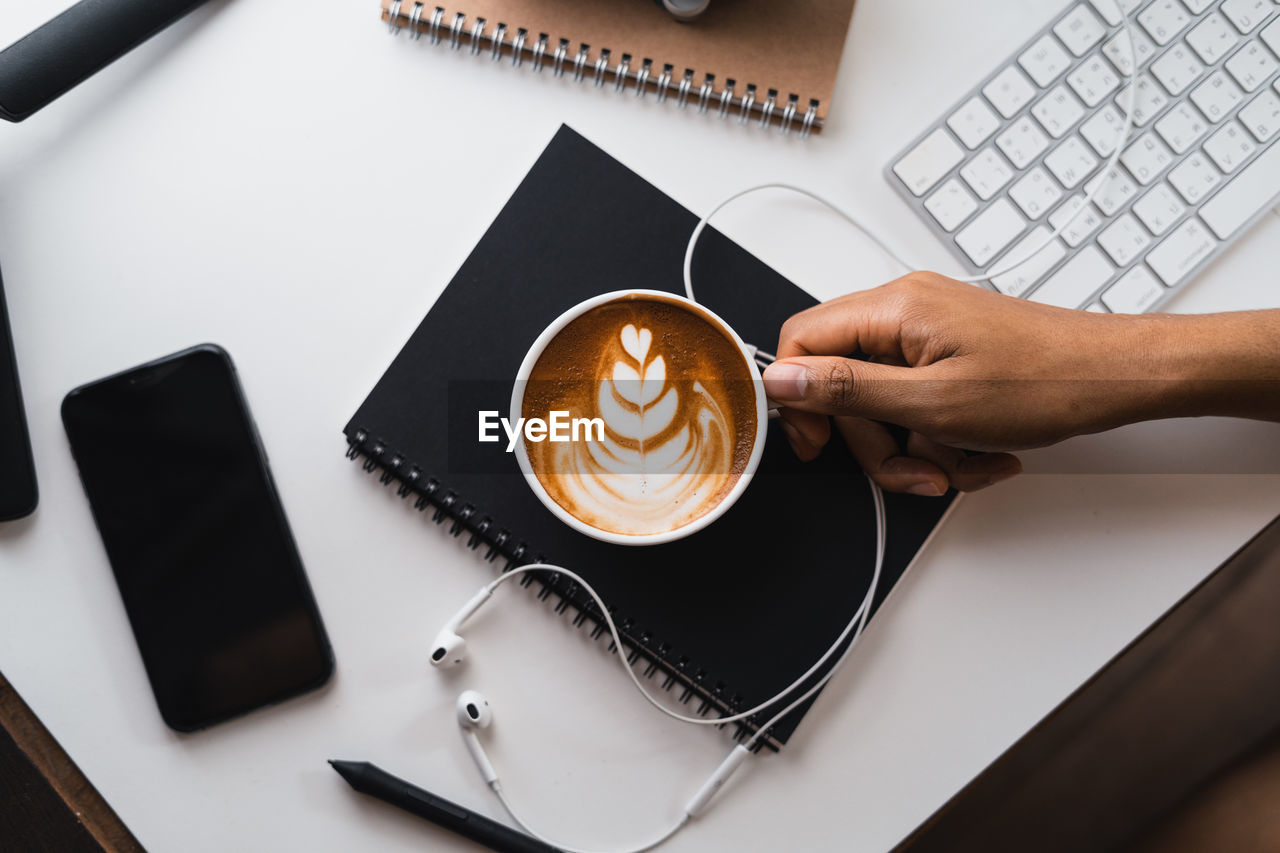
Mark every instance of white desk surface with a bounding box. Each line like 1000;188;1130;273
3;0;1279;850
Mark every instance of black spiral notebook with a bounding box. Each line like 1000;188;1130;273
344;125;955;747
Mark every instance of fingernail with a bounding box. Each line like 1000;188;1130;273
907;481;945;497
763;362;807;403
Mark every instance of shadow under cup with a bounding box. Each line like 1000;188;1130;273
512;289;768;546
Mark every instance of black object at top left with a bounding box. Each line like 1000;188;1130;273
0;0;212;122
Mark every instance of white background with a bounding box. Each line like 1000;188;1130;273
2;1;1280;851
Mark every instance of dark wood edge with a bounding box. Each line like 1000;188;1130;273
0;670;144;852
894;511;1280;852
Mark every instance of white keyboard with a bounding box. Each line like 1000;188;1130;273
887;0;1280;313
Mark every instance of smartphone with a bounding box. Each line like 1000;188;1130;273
0;265;38;520
62;344;333;731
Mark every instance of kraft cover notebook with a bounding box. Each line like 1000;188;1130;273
379;0;857;135
345;125;954;746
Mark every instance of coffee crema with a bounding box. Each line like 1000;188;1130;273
523;294;758;537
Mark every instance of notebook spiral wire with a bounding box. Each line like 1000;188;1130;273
383;2;821;137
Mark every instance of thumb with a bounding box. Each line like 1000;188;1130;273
762;357;926;422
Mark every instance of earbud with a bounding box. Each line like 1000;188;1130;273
456;689;493;729
429;630;467;668
455;690;499;785
429;588;493;668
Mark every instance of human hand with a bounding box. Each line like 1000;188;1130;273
761;272;1185;495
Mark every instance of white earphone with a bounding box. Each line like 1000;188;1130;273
429;13;1141;850
431;474;885;853
455;690;499;786
430;588;492;667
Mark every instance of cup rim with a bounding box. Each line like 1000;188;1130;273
510;288;768;546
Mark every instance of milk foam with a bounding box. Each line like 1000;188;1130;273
525;302;755;537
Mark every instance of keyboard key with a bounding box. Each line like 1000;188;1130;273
1132;182;1188;235
1102;265;1166;313
1089;0;1143;27
1032;85;1087;138
1010;166;1065;218
983;66;1037;118
1191;70;1246;121
997;116;1051;168
1155;101;1210;153
1169;151;1223;202
1145;217;1218;285
1150;42;1206;96
1121;132;1176;184
1049;195;1105;246
894;128;965;196
1055;5;1108;57
1068;55;1122;107
1221;0;1270;34
960;147;1015;200
1187;13;1242;64
1085;164;1139;214
1199;138;1280;237
1019;34;1073;87
990;227;1068;296
948;97;1002;149
1044;135;1101;188
1203;119;1258;171
890;0;1280;309
956;198;1027;266
1238;89;1280;141
1139;0;1191;46
924;179;980;232
1081;104;1127;155
1263;19;1280;58
1098;212;1153;265
1225;41;1279;92
1088;0;1120;25
1117;74;1171;127
1029;245;1115;308
1104;28;1156;76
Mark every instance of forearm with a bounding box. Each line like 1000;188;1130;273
1121;310;1280;424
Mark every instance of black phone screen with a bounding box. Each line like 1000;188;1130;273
62;345;333;731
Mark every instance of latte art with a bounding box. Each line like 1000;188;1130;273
580;323;732;507
523;295;758;537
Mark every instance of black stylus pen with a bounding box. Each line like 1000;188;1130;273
329;760;563;853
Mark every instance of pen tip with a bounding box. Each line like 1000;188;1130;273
329;760;363;784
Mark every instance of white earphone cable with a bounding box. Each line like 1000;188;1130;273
474;473;884;853
442;11;1141;849
743;474;884;751
486;470;884;731
682;14;1137;294
491;785;691;853
682;184;916;302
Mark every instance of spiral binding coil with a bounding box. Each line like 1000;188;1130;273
383;2;821;137
345;428;781;748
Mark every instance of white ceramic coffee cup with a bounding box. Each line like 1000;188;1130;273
511;289;768;546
